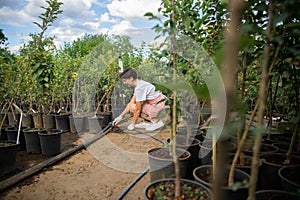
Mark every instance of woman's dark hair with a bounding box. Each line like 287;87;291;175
120;68;138;79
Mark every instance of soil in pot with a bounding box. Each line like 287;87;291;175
193;165;250;200
242;143;278;156
278;164;300;193
259;152;300;190
225;153;255;175
144;178;212;200
148;147;191;182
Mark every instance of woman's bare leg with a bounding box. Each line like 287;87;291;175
140;113;151;122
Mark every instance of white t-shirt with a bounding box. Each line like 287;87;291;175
134;80;161;102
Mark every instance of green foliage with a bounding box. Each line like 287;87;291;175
72;35;141;114
33;0;63;42
23;0;62;108
231;179;249;191
237;0;300;118
60;34;107;59
146;0;227;56
0;51;18;103
0;29;8;46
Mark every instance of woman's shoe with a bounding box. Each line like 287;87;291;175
135;120;151;129
146;120;164;131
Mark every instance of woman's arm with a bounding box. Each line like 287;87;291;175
119;95;136;117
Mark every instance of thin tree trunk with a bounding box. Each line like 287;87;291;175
285;122;299;164
267;75;280;140
220;0;244;197
248;1;274;199
241;52;248;99
170;0;180;197
285;64;300;163
228;101;258;186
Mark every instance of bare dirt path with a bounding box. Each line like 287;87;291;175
0;127;170;200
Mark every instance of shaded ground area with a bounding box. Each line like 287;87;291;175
0;127;170;200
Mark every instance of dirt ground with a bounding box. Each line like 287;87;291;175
0;125;171;200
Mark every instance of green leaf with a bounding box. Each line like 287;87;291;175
144;12;154;17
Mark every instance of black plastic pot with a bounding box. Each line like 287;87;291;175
259;153;300;190
199;141;213;165
167;135;201;179
22;114;33;128
193;165;250;200
55;114;71;132
0;113;9;126
278;164;300;193
272;142;300;155
42;114;56;129
242;143;278;156
144;178;212;200
111;107;123;118
0;125;9;140
6;126;28;150
177;126;206;141
147;147;191;182
226;153;257;175
199;141;236;165
88;116;108;134
32;113;43;128
38;129;63;156
0;141;20;176
69;115;85;133
254;189;299;200
96;112;112;128
7;112;20;126
23;128;44;154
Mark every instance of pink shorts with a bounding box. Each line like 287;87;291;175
129;94;166;119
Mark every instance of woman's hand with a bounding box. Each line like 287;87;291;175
112;115;123;125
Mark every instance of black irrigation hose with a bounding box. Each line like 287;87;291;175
0;125;112;192
134;129;167;147
116;128;166;200
116;167;149;200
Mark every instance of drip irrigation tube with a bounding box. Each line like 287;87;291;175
116;167;149;200
0;125;112;192
116;128;166;200
135;129;167;147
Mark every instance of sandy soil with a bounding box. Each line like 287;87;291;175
0;126;171;200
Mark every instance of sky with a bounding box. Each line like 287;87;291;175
0;0;162;52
